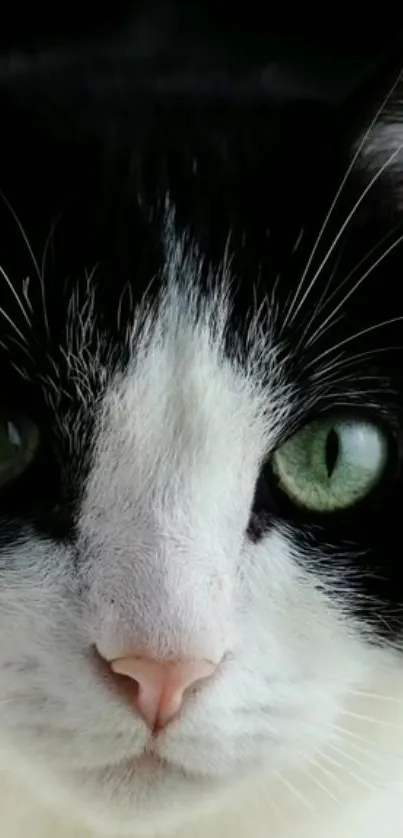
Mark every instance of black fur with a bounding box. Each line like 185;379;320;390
1;14;403;642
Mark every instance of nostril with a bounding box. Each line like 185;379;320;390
108;656;218;731
109;666;141;704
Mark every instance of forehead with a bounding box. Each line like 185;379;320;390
0;58;401;571
0;63;403;434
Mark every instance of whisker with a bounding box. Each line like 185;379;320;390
325;720;396;752
273;769;315;812
283;69;403;328
309;755;340;785
22;276;33;313
309;345;400;383
320;751;379;792
0;305;29;345
3;333;33;357
10;361;30;381
305;316;403;372
300;762;342;806
84;263;99;286
305;229;403;350
328;742;385;781
1;191;50;339
291;227;305;255
308;352;345;380
306;224;400;339
338;708;403;727
294;139;403;328
348;690;403;704
332;734;388;767
1;192;41;282
0;264;31;327
295;244;347;351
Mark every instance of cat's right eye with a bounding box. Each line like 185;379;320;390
269;413;390;513
0;414;40;489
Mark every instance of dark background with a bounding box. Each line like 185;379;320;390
0;2;402;105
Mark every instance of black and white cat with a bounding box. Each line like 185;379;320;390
1;17;403;838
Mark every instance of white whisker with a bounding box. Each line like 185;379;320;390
1;191;50;338
300;762;342;806
295;243;347;351
22;276;33;313
332;734;388;766
320;751;379;792
305;229;403;350
9;362;30;380
328;742;384;781
0;264;31;327
338;708;403;727
326;721;395;752
273;770;315;812
305;316;403;371
291;227;304;255
0;304;29;345
307;224;400;336
309;345;399;383
348;690;403;704
283;69;403;328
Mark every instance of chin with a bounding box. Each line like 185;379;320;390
60;754;241;836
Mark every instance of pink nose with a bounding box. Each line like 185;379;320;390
109;656;218;730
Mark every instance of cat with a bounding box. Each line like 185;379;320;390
0;20;403;838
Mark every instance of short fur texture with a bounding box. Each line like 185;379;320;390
1;14;403;838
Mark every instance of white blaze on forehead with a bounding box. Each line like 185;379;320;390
76;254;291;662
82;234;290;528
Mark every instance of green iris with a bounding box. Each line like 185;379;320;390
0;414;39;489
271;415;388;512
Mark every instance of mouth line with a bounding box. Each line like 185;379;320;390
113;752;197;783
130;751;167;768
105;747;208;782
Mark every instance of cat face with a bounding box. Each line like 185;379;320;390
0;46;403;835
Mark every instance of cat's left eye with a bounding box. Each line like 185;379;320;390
0;414;40;489
270;414;389;513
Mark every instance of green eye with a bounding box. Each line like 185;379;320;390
271;415;389;512
0;414;39;489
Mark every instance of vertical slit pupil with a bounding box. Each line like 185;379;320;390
325;428;339;477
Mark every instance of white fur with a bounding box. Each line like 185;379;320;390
2;657;403;838
0;235;403;837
